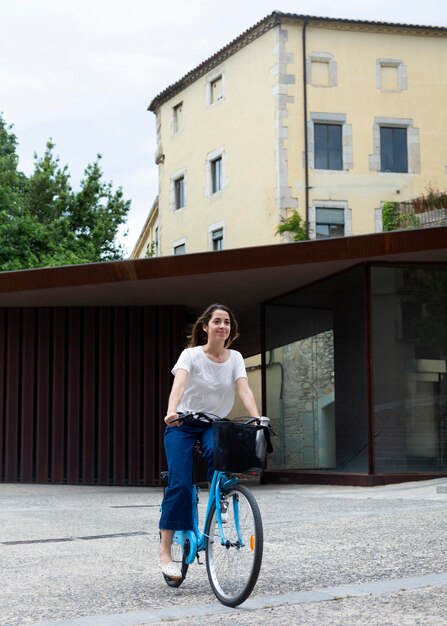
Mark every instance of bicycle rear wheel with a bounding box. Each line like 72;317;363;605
205;484;263;607
163;538;189;588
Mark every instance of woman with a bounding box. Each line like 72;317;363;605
159;303;259;579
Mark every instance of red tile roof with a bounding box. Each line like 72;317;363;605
148;11;447;112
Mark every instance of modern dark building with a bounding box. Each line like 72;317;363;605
1;227;446;486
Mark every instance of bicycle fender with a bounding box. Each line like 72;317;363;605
173;530;197;564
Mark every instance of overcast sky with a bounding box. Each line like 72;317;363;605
1;1;446;254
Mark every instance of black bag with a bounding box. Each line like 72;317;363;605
213;420;272;473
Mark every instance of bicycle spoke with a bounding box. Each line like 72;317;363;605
205;484;263;606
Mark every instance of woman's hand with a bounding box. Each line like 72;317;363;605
164;412;181;427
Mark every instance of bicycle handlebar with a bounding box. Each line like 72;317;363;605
170;411;221;424
171;411;269;427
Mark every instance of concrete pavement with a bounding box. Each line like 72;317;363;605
1;478;446;625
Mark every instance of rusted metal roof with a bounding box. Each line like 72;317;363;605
1;228;446;356
148;11;447;112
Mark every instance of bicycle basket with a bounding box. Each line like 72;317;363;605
213;421;264;473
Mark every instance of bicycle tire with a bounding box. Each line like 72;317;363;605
204;483;263;607
163;538;189;588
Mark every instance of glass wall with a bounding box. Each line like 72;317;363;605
265;267;369;473
371;266;447;473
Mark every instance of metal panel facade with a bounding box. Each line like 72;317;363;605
0;305;183;485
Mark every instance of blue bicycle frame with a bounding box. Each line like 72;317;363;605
173;470;242;564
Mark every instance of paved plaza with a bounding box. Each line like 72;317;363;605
1;478;446;625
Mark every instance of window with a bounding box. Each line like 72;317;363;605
369;117;419;174
371;267;447;473
316;208;345;239
400;300;423;341
205;71;225;107
315;124;342;170
170;169;187;211
172;102;183;134
265;267;368;472
309;114;351;172
380;127;408;173
208;221;225;250
173;242;186;255
205;148;226;196
211;228;224;251
211;157;222;193
174;176;185;209
210;76;223;104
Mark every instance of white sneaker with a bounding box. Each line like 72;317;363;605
160;559;182;580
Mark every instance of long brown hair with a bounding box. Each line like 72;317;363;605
187;303;239;348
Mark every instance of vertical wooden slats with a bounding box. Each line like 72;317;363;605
52;309;66;483
97;307;111;484
0;305;185;485
82;308;96;484
113;308;126;484
67;308;81;483
143;307;157;485
128;307;141;485
157;308;170;480
20;309;35;482
5;309;20;481
36;309;51;482
155;306;186;480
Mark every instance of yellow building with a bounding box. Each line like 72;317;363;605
132;12;447;258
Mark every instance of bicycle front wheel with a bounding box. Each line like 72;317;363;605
205;483;263;607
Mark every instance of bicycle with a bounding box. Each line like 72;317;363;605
159;411;272;607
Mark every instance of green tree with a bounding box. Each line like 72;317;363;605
275;209;308;241
0;116;27;214
0;113;130;271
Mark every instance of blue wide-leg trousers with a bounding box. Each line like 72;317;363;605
159;422;214;530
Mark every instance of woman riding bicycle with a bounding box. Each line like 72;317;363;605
159;303;260;580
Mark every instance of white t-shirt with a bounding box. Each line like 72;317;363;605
172;346;247;418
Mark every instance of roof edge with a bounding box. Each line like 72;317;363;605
148;11;447;112
1;227;447;298
148;11;280;112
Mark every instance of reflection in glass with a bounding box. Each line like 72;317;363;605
266;325;334;470
265;267;368;473
371;267;447;473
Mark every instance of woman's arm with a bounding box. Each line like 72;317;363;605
235;377;259;417
164;369;188;426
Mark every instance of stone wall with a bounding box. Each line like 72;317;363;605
269;331;335;469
